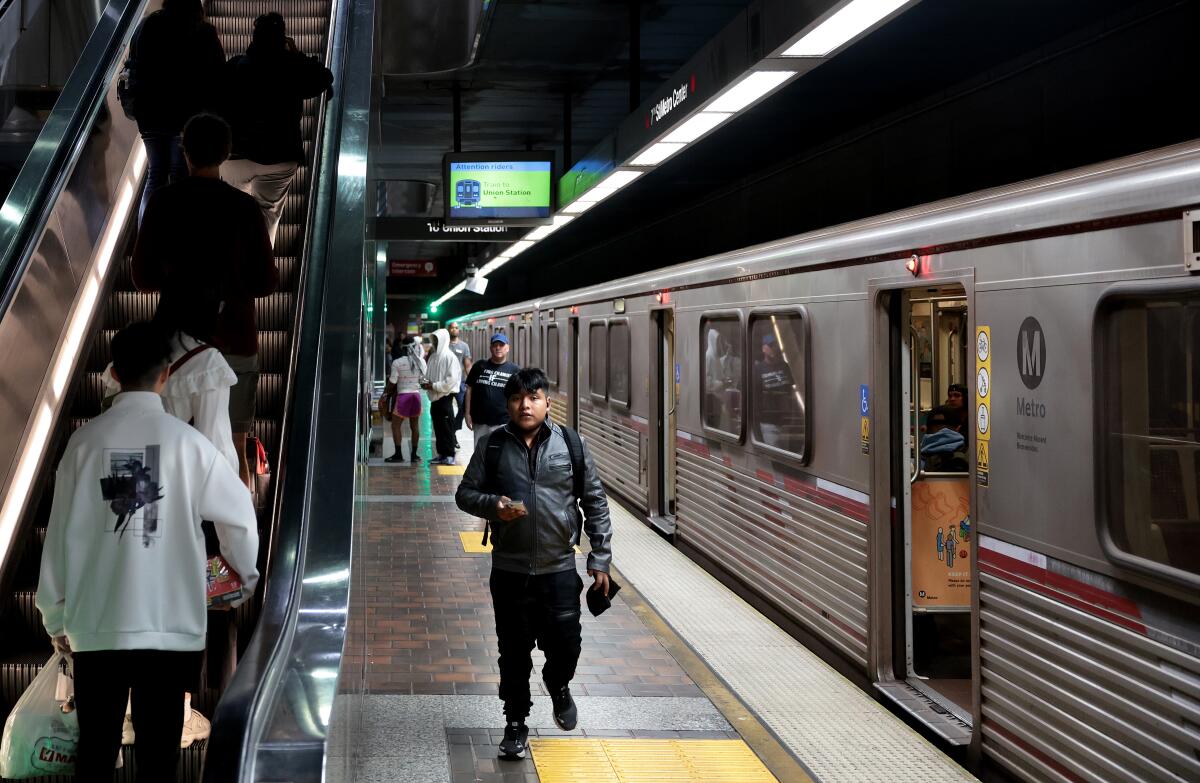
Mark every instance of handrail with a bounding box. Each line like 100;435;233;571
0;0;148;319
202;0;374;778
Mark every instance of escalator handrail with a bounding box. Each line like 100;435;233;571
201;0;370;778
0;0;148;320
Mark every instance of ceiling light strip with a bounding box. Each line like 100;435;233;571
783;0;910;57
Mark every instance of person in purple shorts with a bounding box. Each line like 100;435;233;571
384;335;427;463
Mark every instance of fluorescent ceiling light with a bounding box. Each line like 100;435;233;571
524;214;575;241
631;142;687;166
707;71;796;113
578;170;645;204
661;112;732;144
560;198;599;215
500;240;534;259
783;0;909;57
433;280;467;306
479;258;506;276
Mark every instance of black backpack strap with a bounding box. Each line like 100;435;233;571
561;425;585;503
481;429;506;546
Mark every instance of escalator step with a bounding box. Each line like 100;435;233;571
273;222;304;257
258;331;289;374
75;372;106;418
0;651;49;716
207;0;331;20
105;291;159;329
6;591;49;645
218;33;325;57
87;329;118;373
210;15;328;37
275;256;298;291
254;372;284;419
255;292;295;331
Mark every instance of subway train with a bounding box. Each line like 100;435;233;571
455;140;1200;782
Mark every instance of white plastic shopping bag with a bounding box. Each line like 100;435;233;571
0;653;78;778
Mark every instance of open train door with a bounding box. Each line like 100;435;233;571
648;306;677;534
869;269;978;748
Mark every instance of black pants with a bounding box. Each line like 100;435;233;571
489;567;583;721
73;649;203;782
454;387;467;431
431;395;457;458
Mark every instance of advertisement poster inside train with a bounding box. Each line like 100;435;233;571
911;477;971;608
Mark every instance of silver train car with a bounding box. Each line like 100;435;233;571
456;140;1200;782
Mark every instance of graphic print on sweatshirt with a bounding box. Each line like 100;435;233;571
100;446;164;547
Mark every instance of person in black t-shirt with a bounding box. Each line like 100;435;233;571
465;333;519;447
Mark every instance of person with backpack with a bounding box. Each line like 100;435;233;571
455;368;613;761
132;113;278;491
121;0;226;223
221;12;334;244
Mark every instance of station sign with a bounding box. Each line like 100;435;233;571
372;217;526;242
389;260;437;278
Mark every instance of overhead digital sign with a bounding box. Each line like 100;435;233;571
444;152;554;226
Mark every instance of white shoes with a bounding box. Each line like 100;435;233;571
121;693;212;748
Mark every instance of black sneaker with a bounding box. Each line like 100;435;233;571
550;685;577;731
498;721;528;759
384;453;404;463
409;452;421;463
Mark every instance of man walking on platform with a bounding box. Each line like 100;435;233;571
422;328;463;465
446;322;473;435
455;368;613;760
464;332;518;446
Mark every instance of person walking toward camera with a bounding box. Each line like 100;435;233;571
455;368;612;761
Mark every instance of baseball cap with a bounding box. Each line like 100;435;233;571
490;333;509;345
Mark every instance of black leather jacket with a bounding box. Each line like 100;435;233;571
456;421;612;575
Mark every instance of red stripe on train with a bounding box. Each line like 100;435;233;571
979;548;1146;635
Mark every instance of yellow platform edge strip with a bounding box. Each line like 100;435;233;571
458;531;580;555
529;738;777;783
436;465;467;475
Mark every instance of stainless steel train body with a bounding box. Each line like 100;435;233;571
457;141;1200;782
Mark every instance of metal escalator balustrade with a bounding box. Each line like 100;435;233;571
0;0;337;780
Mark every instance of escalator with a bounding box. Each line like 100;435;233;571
0;1;336;780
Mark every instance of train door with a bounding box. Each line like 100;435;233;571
568;316;580;430
872;279;975;744
648;307;677;533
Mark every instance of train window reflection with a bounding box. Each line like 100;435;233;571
546;325;559;384
590;322;607;399
1103;295;1200;579
750;313;808;459
701;316;743;439
609;320;631;406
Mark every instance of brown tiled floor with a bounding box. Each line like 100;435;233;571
342;424;701;701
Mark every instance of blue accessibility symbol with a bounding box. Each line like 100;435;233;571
860;385;870;417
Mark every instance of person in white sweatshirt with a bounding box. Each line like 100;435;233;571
36;322;259;782
421;327;463;465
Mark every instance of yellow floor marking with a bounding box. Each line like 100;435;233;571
435;465;466;475
458;531;579;555
530;738;777;783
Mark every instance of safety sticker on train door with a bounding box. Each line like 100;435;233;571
975;326;991;486
859;384;870;454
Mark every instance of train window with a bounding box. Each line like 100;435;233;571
590;321;607;399
520;325;530;367
609;320;631;407
700;315;743;440
749;311;809;461
546;325;559;385
1099;291;1200;584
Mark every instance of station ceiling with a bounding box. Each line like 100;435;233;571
375;0;1200;317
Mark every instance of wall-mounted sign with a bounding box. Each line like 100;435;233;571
389;260;437;278
372;217;526;242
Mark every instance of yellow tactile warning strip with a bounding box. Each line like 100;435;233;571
530;738;778;782
457;531;580;555
436;464;466;475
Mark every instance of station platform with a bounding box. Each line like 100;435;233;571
337;418;977;783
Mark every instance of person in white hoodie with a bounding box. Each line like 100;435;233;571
421;327;462;465
36;322;259;782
